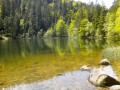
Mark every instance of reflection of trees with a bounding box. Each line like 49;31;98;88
0;37;120;69
79;38;106;51
0;38;48;61
0;38;108;62
44;38;69;56
68;37;79;54
43;38;54;50
44;37;107;55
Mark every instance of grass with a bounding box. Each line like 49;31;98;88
102;47;120;61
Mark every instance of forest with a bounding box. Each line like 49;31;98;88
0;0;120;40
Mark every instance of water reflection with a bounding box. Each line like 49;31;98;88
0;37;120;89
0;37;107;60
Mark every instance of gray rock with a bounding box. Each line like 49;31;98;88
110;85;120;90
100;59;110;65
100;65;118;80
88;67;120;87
80;65;91;71
88;70;106;86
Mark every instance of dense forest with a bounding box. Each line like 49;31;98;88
0;0;120;39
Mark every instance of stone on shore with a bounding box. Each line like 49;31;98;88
100;59;110;65
80;65;91;71
88;69;120;87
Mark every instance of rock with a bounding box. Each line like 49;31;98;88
100;65;118;80
100;59;110;65
80;65;91;71
88;69;120;87
110;85;120;90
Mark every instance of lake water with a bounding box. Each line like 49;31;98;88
0;37;120;89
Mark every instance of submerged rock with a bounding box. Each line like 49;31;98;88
100;59;110;65
88;66;120;87
80;65;91;71
110;85;120;90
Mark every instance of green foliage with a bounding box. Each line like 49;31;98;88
0;0;120;40
105;1;120;40
20;19;24;27
37;29;44;37
72;2;77;7
115;6;120;33
68;20;78;37
44;28;55;37
79;18;88;37
55;19;68;37
98;6;106;37
85;22;94;38
104;13;115;39
0;6;1;15
62;0;65;4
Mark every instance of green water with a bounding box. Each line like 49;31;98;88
0;37;120;89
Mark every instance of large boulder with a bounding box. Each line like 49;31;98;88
110;85;120;90
100;59;110;65
88;66;120;87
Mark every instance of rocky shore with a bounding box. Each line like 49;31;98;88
3;59;120;90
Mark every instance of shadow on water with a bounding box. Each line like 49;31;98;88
0;37;120;89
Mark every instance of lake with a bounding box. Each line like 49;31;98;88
0;37;120;89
